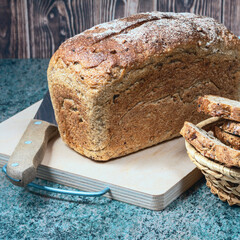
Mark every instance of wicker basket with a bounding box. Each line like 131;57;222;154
185;117;240;206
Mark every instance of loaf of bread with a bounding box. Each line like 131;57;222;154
198;95;240;121
47;12;240;161
180;121;240;167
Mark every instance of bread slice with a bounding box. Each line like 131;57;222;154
198;95;240;121
180;121;240;167
222;120;240;136
214;126;240;150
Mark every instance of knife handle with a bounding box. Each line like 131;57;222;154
7;119;58;187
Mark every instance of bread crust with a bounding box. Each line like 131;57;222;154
48;12;240;161
198;95;240;121
56;12;239;82
180;121;240;167
214;126;240;150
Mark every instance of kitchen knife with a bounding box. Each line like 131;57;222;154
7;91;59;187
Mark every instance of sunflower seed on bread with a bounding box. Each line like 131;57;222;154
180;121;240;167
197;95;240;121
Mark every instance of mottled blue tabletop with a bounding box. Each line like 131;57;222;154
0;59;239;240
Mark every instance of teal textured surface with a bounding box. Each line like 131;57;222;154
0;59;240;239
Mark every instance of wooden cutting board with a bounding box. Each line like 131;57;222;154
0;101;202;210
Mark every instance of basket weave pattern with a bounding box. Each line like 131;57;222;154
185;117;240;206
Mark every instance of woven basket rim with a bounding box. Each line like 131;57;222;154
185;117;240;179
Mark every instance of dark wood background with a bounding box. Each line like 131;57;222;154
0;0;239;58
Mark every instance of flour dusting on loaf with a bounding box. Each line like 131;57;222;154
48;12;240;161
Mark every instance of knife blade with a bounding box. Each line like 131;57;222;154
7;91;59;187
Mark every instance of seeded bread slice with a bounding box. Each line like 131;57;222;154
180;121;240;167
222;120;240;136
197;95;240;121
214;126;240;150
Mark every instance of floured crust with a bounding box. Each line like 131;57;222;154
54;12;239;88
48;12;240;161
198;95;240;121
180;121;240;167
214;126;240;150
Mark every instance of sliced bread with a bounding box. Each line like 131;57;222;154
222;120;240;136
197;95;240;121
214;126;240;150
180;121;240;167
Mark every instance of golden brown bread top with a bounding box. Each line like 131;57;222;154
51;12;240;88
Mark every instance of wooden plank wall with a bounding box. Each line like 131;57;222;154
0;0;239;58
